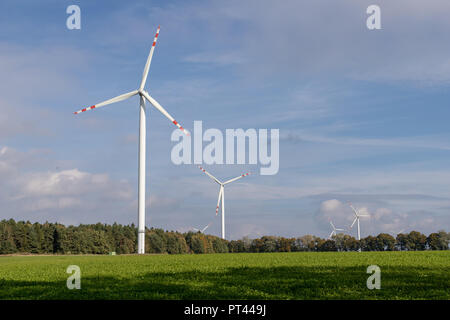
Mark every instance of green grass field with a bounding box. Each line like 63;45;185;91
0;251;448;299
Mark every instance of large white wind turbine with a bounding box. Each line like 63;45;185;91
197;166;250;240
348;202;370;252
328;220;345;240
74;26;189;254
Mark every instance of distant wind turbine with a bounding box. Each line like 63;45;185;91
348;202;370;252
191;222;212;233
73;26;189;254
197;166;251;240
328;220;346;240
389;228;405;237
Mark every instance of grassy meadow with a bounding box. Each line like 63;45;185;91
0;251;448;299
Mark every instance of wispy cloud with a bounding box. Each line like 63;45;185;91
183;51;246;65
282;131;450;151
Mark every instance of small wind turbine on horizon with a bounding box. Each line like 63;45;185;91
191;222;212;234
348;202;370;252
389;228;405;237
73;26;189;254
328;220;346;240
197;166;251;240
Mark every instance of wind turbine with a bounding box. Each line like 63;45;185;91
197;166;250;240
388;228;405;237
348;202;370;252
384;228;405;251
73;26;189;254
328;220;345;240
191;222;212;233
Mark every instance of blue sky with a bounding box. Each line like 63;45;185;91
0;0;449;239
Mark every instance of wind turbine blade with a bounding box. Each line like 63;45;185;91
141;91;190;136
139;25;160;91
348;202;359;217
329;231;334;239
223;172;251;185
350;217;358;228
216;186;223;215
330;221;336;230
202;222;212;232
198;166;222;184
74;90;138;114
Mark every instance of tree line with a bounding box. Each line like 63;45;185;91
0;219;448;255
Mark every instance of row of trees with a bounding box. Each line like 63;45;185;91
0;219;137;255
0;219;448;255
0;219;229;255
229;231;449;253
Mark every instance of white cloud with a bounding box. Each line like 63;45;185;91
229;223;267;239
0;146;134;223
18;168;131;201
320;199;342;212
22;197;82;212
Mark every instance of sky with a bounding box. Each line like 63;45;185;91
0;0;449;240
